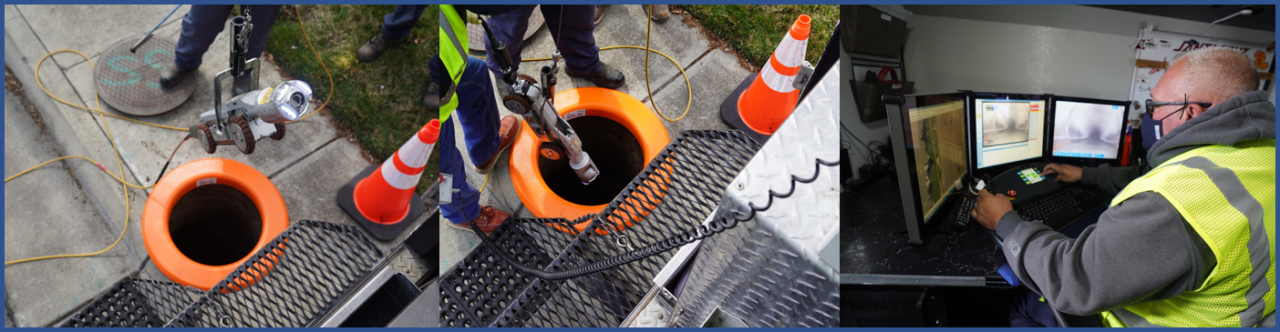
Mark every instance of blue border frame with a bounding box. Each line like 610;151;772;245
2;1;1276;330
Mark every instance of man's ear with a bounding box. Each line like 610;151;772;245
1182;103;1208;120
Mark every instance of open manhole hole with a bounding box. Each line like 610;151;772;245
168;184;263;266
538;116;645;206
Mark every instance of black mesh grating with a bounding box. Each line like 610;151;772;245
61;278;204;327
440;130;761;327
439;217;581;327
166;220;383;327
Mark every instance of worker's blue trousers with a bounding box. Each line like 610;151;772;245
174;5;280;70
437;56;502;225
483;5;602;76
1009;288;1060;327
381;5;427;41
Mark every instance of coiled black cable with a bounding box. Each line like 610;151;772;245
466;157;839;281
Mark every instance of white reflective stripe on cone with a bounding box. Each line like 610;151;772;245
760;64;797;93
380;157;421;190
773;35;808;67
397;140;434;169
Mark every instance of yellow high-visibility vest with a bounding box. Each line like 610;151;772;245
438;5;467;121
1101;139;1275;327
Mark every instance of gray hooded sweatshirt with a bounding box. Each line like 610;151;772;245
996;90;1275;316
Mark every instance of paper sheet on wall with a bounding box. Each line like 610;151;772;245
1130;30;1274;120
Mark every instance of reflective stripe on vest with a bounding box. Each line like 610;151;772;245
438;5;467;121
1103;140;1275;327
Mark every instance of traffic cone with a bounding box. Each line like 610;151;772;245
719;14;811;143
338;119;440;241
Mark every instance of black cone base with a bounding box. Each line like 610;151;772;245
718;72;769;145
338;164;424;241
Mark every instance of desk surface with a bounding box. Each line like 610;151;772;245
840;173;1108;287
840;174;1007;287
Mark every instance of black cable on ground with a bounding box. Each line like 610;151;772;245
155;137;191;182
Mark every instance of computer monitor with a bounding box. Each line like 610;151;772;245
968;93;1048;176
1048;95;1130;165
885;92;969;244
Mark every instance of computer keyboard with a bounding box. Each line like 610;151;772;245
1015;184;1107;230
948;183;1105;231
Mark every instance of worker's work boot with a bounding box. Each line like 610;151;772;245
594;5;607;25
356;32;405;63
423;80;440;111
474;115;521;174
158;65;197;88
650;5;670;23
567;63;625;89
446;206;511;234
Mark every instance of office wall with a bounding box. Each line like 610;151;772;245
905;5;1274;45
904;15;1136;100
901;5;1275;101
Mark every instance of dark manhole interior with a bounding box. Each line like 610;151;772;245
538;116;646;207
169;184;263;266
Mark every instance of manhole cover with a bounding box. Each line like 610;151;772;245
466;6;544;54
93;35;195;116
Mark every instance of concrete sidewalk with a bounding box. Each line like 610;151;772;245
4;5;427;326
438;5;752;273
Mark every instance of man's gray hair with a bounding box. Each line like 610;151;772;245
1169;46;1260;102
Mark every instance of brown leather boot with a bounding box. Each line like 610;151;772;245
650;5;670;23
475;115;521;174
594;5;607;25
446;206;511;234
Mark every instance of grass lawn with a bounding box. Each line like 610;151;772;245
681;5;837;70
265;5;439;191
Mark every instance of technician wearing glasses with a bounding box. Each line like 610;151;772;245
972;47;1275;327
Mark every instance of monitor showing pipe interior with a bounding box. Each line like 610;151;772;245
1052;100;1127;160
974;97;1046;170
